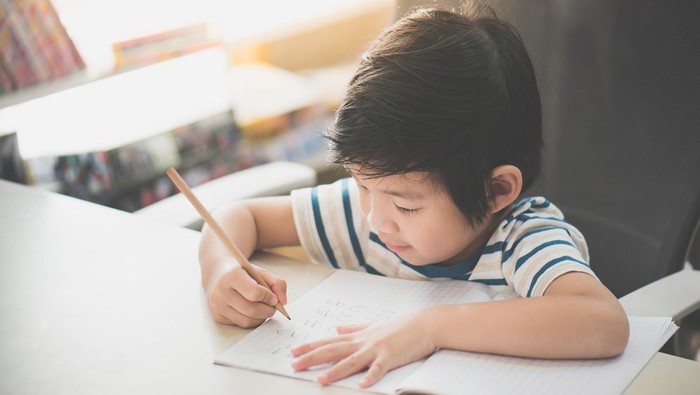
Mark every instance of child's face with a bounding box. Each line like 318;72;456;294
349;166;494;266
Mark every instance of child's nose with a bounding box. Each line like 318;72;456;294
367;208;399;234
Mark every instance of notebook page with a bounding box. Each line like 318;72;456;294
216;269;509;393
397;316;678;395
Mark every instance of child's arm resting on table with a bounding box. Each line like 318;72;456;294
198;196;299;327
291;271;630;388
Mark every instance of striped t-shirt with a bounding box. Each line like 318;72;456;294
290;178;595;298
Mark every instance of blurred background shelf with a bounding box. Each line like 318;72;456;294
0;0;396;212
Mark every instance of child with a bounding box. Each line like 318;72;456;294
198;3;630;389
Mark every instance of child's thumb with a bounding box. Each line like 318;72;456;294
260;269;288;305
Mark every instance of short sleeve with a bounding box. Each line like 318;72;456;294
290;178;369;271
499;198;597;297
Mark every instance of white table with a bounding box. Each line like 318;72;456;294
1;180;699;394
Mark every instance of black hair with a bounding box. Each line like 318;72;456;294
325;3;542;225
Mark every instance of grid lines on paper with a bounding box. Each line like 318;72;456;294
216;270;497;379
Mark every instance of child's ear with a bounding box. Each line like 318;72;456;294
488;165;523;213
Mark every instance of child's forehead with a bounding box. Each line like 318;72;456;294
347;165;441;191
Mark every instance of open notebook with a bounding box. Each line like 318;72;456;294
216;270;678;395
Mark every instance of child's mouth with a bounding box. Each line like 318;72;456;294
385;242;410;253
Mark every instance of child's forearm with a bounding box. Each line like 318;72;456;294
198;202;259;290
421;293;629;359
197;197;299;291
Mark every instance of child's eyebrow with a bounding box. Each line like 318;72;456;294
382;188;425;201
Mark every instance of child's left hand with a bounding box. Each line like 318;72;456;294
290;312;436;388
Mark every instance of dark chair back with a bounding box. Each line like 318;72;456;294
489;0;700;297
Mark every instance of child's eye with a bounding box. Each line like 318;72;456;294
395;205;419;214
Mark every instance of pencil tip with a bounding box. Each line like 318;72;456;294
277;304;291;320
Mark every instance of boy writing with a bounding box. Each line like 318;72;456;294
198;3;630;389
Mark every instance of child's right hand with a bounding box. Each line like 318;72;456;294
205;261;288;328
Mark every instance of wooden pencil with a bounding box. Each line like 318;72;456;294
166;167;291;320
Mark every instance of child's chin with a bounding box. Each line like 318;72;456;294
397;253;434;266
400;252;458;267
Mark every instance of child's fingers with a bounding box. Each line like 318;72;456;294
231;266;279;306
290;334;352;356
317;350;374;385
259;268;288;305
291;342;356;372
359;358;391;388
209;285;275;325
218;304;266;328
336;322;371;334
224;286;276;319
213;312;234;325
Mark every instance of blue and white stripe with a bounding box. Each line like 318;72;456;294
291;180;595;298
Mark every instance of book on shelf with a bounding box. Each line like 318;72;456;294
0;0;84;94
0;56;14;94
36;110;239;210
0;4;40;89
15;0;85;79
52;151;112;202
23;102;330;212
112;22;218;71
7;0;50;82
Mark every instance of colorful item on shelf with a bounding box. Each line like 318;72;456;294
0;0;85;93
112;22;219;71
